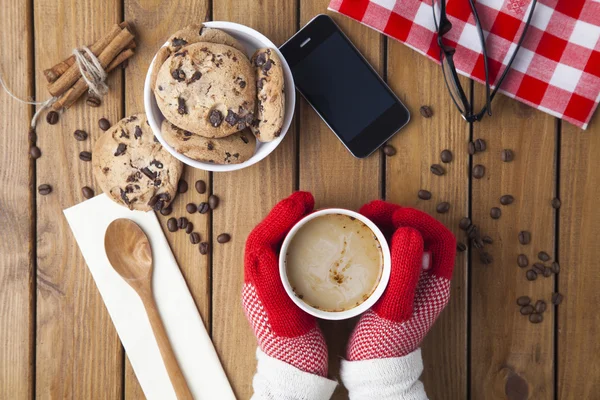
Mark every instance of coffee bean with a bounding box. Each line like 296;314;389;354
46;111;59;125
436;202;450;214
383;145;396;156
517;296;531;306
160;205;173;216
482;235;493;244
474;138;486;152
533;263;545;274
472;237;484;249
490;207;501;219
178;217;188;230
518;231;531;245
28;128;37;142
419;105;433;118
551;197;561;209
86;96;101;107
186;203;197;213
551;292;563;305
167;218;178;232
472;164;485;179
520;305;534;315
538;251;550;262
468;141;476;155
529;313;543;324
418;190;432;200
517;254;529;268
38;184;52;195
199;242;209;255
501;149;514;162
186;222;194;234
459;217;472;231
195;180;207;194
440;149;453;163
79;151;92;162
457;242;467;252
208;195;219;209
30;146;41;159
73;129;88;141
500;195;514;205
177;179;188;193
551;261;560;274
189;232;201;244
99;118;111;131
430;164;445;176
81;186;94;199
543;267;553;277
217;233;231;243
535;300;547;314
198;202;210;214
526;269;537;281
480;252;493;265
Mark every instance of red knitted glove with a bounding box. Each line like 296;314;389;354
242;191;328;376
347;200;456;361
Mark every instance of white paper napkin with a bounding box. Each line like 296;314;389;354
64;194;235;400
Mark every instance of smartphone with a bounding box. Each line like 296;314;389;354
280;14;410;158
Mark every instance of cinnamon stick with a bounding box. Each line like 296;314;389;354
47;27;134;97
52;49;135;110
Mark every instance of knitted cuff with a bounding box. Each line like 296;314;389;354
340;348;428;400
252;348;338;400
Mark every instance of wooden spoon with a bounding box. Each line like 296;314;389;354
105;218;193;400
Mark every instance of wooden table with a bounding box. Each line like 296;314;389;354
2;0;599;399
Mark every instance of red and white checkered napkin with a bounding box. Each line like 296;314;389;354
328;0;600;129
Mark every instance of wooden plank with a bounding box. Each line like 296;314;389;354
123;1;210;398
0;1;34;399
385;41;469;399
33;1;123;397
470;90;556;398
558;116;600;397
297;4;382;397
211;2;298;399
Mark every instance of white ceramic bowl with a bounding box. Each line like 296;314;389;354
144;21;296;172
279;209;391;320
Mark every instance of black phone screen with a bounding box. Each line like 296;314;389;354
292;32;396;143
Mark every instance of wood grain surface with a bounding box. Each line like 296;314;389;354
0;1;34;399
386;39;469;400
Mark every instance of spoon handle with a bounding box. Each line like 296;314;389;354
142;293;194;400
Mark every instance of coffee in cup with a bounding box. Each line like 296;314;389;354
284;213;384;312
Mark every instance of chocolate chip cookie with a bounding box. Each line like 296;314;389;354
160;120;256;164
154;42;256;138
250;48;285;142
92;113;183;211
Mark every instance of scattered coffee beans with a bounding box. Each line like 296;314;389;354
436;202;450;214
177;217;188;230
418;190;432;200
186;203;197;214
474;139;486;152
551;198;561;209
178;179;188;193
167;218;178;232
79;151;92;162
440;149;453;163
518;231;531;245
533;263;545;274
520;305;534;315
195;180;207;194
160;206;173;216
483;235;493;244
501;149;514;162
99;118;111;131
189;232;201;244
490;207;501;219
81;186;94;199
535;300;546;313
472;164;485;179
198;202;210;214
517;254;529;268
517;296;531;306
551;292;563;305
28;127;37;142
419;105;433;118
383;145;396;156
468;141;476;155
457;242;467;252
467;224;479;239
526;269;537;281
199;242;209;255
480;252;493;265
430;164;445;176
30;146;41;159
208;195;219;210
538;251;550;262
217;233;231;243
543;267;553;277
73;129;88;141
86;96;101;107
529;313;543;324
459;217;472;230
38;184;52;195
500;195;514;205
551;262;560;274
46;111;59;125
472;237;484;249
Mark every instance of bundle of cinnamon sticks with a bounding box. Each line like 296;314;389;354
44;22;136;110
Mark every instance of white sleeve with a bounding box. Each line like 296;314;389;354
340;348;428;400
251;348;338;400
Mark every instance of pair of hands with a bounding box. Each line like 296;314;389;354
242;192;456;376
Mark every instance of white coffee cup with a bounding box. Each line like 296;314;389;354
279;208;391;320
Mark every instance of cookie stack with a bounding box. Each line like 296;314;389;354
150;24;285;165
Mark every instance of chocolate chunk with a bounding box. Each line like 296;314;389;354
171;37;188;48
209;109;223;127
120;188;130;205
254;52;267;67
150;159;163;169
240;134;250;144
177;97;187;115
188;71;202;84
171;68;186;82
225;110;239;126
140;167;157;180
114;143;127;156
262;59;273;73
134;126;142;139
